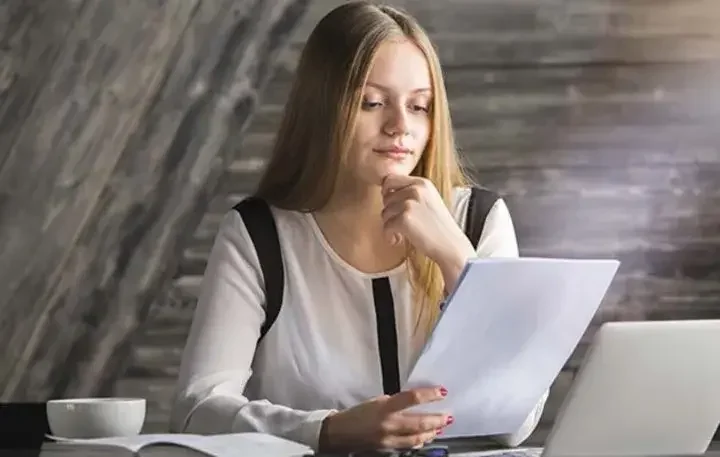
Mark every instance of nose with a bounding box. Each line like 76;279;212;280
383;106;409;137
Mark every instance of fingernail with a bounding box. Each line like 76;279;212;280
439;387;448;397
436;429;444;435
446;416;454;425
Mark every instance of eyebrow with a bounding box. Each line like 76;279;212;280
365;81;432;94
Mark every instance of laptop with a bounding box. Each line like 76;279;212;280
458;319;720;457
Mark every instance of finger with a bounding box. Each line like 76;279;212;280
380;200;408;225
384;412;450;435
380;201;408;246
381;429;440;450
411;428;440;449
382;174;422;195
382;188;420;212
383;387;447;413
382;212;406;246
383;229;403;247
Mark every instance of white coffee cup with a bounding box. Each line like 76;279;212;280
46;397;146;439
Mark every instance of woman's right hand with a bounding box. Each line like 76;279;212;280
319;386;453;452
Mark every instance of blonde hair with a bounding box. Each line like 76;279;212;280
255;1;471;335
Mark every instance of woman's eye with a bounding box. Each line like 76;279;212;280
362;100;383;109
412;105;429;113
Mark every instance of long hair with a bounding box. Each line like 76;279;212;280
255;1;471;335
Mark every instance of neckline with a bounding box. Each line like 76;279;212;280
303;212;407;279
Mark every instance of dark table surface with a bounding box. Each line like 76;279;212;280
0;439;712;457
12;439;720;457
2;403;718;456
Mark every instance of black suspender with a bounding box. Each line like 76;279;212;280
372;277;402;395
233;187;500;393
232;197;285;343
466;186;499;248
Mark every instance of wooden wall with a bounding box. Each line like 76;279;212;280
114;0;720;439
0;0;308;402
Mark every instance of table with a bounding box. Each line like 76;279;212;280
1;441;715;457
2;403;718;456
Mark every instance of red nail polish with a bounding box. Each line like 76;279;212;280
439;387;448;397
436;429;444;435
446;416;454;425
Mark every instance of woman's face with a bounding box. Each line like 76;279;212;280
344;38;432;187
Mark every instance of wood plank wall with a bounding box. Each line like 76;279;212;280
0;0;308;402
115;0;720;438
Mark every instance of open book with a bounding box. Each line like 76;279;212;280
42;432;313;457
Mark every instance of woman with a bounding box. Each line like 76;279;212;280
170;1;548;452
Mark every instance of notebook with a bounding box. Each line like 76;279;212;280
42;432;313;457
404;257;620;438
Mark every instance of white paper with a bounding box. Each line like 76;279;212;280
47;432;312;457
405;257;620;438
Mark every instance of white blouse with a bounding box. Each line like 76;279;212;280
170;187;548;450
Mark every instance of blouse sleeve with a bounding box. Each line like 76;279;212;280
169;210;335;449
474;198;550;447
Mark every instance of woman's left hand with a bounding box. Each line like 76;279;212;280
381;174;475;270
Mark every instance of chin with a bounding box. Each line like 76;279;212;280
365;168;411;186
355;158;418;186
381;162;415;177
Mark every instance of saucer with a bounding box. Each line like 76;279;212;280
45;434;81;443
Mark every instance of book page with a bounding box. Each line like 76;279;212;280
46;433;185;452
153;433;312;457
46;432;312;457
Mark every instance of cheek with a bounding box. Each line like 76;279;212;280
349;119;378;151
414;117;431;145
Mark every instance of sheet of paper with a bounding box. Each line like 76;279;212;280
405;257;620;438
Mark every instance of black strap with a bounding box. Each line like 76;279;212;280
232;197;284;343
465;186;500;248
372;278;401;395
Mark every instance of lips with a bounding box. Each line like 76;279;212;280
374;148;411;160
374;146;412;155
